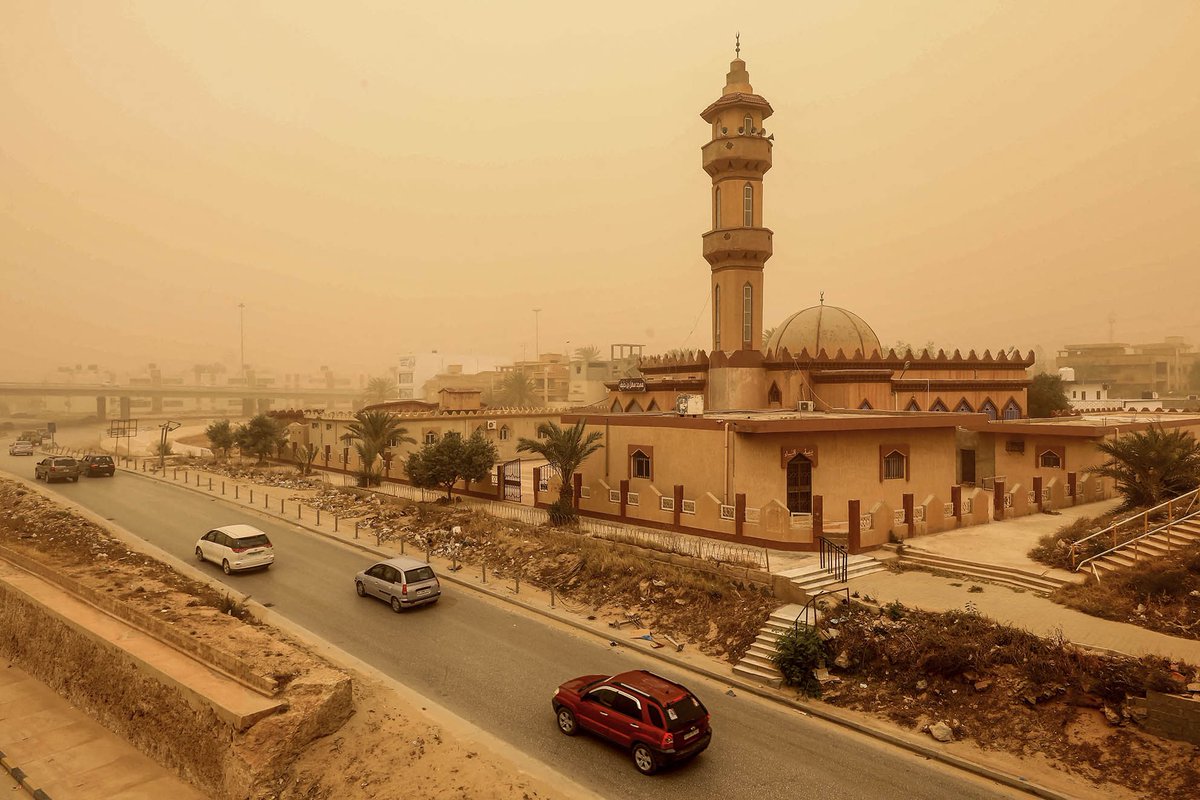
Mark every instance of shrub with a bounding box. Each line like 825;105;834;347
771;625;826;697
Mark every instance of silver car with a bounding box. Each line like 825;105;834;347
355;556;441;612
195;524;274;574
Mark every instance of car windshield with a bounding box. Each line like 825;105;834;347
55;458;76;466
663;695;707;731
234;534;271;548
94;456;112;464
405;566;436;583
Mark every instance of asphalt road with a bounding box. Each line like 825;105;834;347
0;452;1023;800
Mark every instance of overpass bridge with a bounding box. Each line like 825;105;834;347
0;382;365;419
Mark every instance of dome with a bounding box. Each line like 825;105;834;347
766;304;881;357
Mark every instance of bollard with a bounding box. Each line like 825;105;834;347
265;493;269;509
174;468;178;480
426;545;430;564
482;560;487;584
209;478;212;491
764;548;770;573
249;488;253;504
316;508;320;526
514;575;520;594
354;521;359;539
297;503;301;520
400;538;405;555
280;498;284;513
222;481;225;495
334;515;339;532
184;470;188;482
551;587;555;608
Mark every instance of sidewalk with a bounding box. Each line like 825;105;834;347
0;664;206;800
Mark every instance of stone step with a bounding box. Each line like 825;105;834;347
776;555;876;580
788;561;886;591
738;652;779;673
899;551;1064;593
732;662;782;688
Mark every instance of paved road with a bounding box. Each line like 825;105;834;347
0;453;1022;800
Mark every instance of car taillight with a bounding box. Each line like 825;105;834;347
401;584;408;595
232;547;247;553
662;732;674;748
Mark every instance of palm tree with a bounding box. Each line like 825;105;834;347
516;420;604;521
1087;425;1200;508
761;327;776;349
346;409;414;486
364;376;399;404
497;370;540;407
574;345;602;363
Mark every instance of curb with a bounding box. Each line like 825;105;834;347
111;463;1077;799
0;750;52;800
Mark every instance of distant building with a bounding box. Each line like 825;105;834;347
397;352;502;400
1056;337;1196;398
1059;368;1164;412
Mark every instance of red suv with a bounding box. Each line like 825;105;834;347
552;670;711;775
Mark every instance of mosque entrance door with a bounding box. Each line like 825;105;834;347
786;454;813;514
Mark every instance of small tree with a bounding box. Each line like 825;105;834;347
205;419;236;459
574;345;601;363
364;376;400;405
1087;425;1200;508
405;430;498;501
292;442;320;476
1028;372;1071;418
497;370;540;407
516;420;604;523
235;414;284;465
770;625;826;697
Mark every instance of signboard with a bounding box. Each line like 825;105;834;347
675;394;704;416
780;445;818;467
46;422;57;434
108;419;139;438
617;377;646;393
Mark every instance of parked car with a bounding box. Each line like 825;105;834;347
195;524;274;574
354;556;441;611
78;454;116;477
8;441;34;456
34;457;80;483
552;670;711;775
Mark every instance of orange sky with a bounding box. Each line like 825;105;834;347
2;1;1198;380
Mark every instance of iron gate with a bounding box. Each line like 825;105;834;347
503;458;522;502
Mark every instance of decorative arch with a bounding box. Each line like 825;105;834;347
630;448;652;480
625;398;644;413
979;398;999;421
610;399;622;413
1003;398;1022;420
767;382;782;407
742;282;753;346
859;399;873;410
713;186;721;229
930;399;949;412
1039;449;1062;469
646;398;660;411
743;182;754;227
955;398;974;413
742;114;753;133
904;398;921;412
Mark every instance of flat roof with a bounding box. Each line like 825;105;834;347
971;411;1200;437
564;408;978;433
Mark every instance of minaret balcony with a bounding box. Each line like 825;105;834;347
702;136;773;177
702;227;773;266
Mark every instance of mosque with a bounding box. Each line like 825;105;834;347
560;47;1200;551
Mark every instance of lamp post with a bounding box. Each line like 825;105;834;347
532;308;541;362
238;302;246;382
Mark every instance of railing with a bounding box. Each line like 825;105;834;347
1069;486;1200;569
818;536;848;584
1075;504;1200;576
792;587;851;636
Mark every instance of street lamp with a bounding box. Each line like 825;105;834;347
532;308;541;362
238;302;246;382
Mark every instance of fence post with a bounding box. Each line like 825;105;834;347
173;468;178;480
265;493;269;509
764;548;770;572
514;574;520;594
209;478;212;491
550;587;555;608
316;508;320;526
222;481;225;495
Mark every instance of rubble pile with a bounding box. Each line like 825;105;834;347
815;601;1200;795
205;462;326;490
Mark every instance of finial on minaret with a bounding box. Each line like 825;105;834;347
735;32;741;58
820;291;825;306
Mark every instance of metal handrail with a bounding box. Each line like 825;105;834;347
1075;506;1200;573
818;536;848;584
1070;487;1200;556
792;587;851;635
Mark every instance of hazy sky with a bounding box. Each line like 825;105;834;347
2;1;1198;380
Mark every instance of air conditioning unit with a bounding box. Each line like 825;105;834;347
486;420;497;430
797;400;816;412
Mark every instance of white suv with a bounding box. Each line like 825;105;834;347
195;524;274;574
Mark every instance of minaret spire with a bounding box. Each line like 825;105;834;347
735;32;740;58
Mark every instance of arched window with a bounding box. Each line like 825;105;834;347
646;399;660;412
955;399;974;413
713;285;721;350
610;399;622;413
743;114;753;134
1039;450;1062;469
767;382;782;406
904;399;921;412
743;183;754;227
882;450;907;480
980;400;998;421
625;399;643;413
1003;399;1022;420
631;449;652;479
859;400;873;410
742;283;753;346
424;430;439;444
930;399;949;412
499;425;509;441
714;187;721;229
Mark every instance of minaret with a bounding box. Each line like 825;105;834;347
700;38;773;354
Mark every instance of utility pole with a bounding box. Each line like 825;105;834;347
532;308;541;362
238;302;246;382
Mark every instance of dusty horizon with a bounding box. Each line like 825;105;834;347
2;1;1198;381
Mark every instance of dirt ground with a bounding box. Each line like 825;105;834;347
0;476;562;800
814;602;1200;799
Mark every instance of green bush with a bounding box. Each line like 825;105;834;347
771;625;826;697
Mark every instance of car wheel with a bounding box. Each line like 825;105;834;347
632;743;659;776
195;547;205;563
355;581;366;597
390;596;402;613
222;560;232;575
555;706;578;736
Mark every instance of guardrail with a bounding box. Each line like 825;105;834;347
1069;487;1200;569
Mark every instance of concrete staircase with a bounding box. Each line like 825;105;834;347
733;604;807;688
888;545;1067;593
776;554;887;593
1086;519;1200;573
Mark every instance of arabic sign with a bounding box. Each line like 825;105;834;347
780;445;818;468
617;377;646;392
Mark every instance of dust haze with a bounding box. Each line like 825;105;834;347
2;1;1198;380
